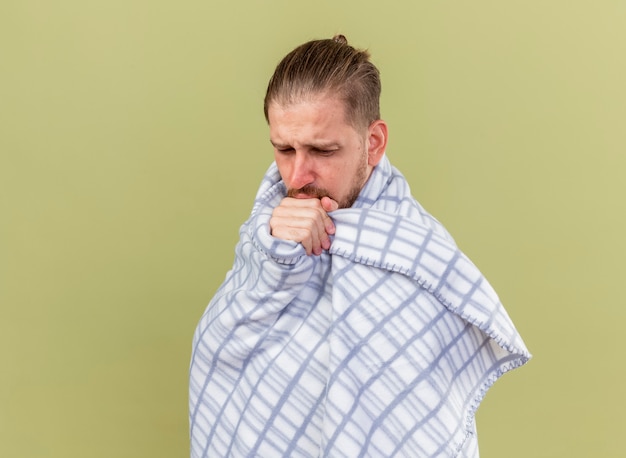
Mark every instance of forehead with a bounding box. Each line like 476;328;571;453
269;93;347;121
268;95;355;140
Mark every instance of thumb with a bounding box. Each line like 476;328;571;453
321;196;339;212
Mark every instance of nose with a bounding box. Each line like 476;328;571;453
289;152;314;190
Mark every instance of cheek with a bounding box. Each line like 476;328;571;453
274;155;291;180
330;162;355;190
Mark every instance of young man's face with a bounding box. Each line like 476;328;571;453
268;94;384;209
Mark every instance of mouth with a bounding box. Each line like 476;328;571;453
293;192;322;199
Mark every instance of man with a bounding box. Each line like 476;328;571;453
189;35;530;457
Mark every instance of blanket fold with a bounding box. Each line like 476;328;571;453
190;156;531;457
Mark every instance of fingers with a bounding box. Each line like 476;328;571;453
270;216;326;255
320;196;339;213
270;197;337;256
320;197;339;234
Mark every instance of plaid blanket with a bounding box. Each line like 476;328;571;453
189;156;531;457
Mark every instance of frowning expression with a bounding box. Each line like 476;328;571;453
268;94;384;208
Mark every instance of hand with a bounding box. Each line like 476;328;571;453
270;196;339;256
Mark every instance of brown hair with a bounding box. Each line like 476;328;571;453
263;35;381;130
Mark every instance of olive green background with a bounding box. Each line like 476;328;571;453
2;1;624;457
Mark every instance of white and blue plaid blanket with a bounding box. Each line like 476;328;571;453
189;156;531;457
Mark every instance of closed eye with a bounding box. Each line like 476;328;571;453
312;148;337;156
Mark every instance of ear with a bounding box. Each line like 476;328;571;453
366;120;388;167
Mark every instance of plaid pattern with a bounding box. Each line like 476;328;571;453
189;156;530;457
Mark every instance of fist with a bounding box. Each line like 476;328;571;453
270;196;339;256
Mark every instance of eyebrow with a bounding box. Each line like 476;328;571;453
269;140;340;150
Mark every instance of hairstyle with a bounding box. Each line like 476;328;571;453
263;35;381;130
